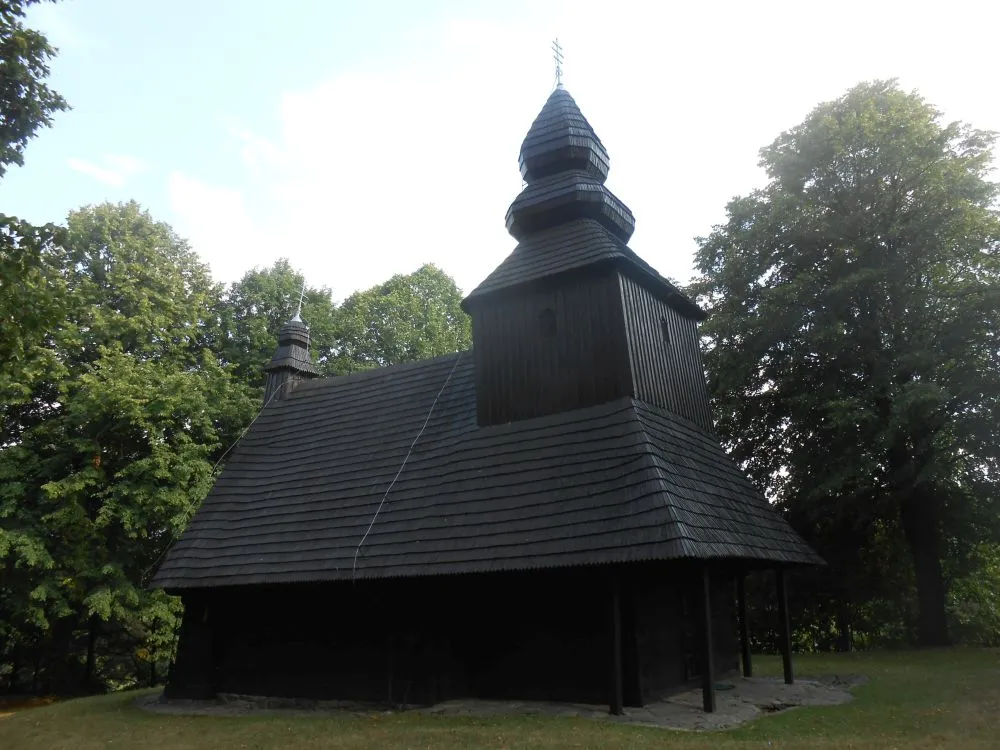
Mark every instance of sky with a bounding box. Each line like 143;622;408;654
3;0;999;301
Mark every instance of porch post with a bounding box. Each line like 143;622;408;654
700;566;716;713
609;574;624;715
737;573;752;677
776;567;794;685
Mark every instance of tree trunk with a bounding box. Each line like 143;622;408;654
83;614;98;689
835;604;853;652
899;489;950;646
32;648;41;693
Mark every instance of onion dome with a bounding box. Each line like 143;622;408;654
506;87;635;243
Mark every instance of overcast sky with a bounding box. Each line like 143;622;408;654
3;0;998;300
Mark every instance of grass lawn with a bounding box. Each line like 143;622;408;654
1;648;997;749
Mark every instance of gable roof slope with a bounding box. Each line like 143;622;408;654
153;353;821;591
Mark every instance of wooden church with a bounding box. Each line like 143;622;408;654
153;83;821;714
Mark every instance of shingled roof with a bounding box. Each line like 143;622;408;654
462;218;704;319
153;352;820;591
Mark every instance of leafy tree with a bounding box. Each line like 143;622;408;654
330;263;471;373
0;0;68;177
1;203;257;693
0;217;66;440
1;0;68;442
216;259;337;390
690;80;1000;647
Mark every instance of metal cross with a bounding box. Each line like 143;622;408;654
293;279;306;322
552;38;564;87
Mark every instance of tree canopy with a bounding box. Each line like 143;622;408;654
1;0;68;437
0;0;68;177
690;80;1000;647
329;263;472;374
1;202;260;692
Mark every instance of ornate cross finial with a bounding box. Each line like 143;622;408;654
293;279;306;322
552;37;564;88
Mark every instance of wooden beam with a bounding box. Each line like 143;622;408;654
737;574;752;678
610;575;624;715
701;567;716;713
776;567;794;685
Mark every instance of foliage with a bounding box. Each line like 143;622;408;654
0;215;66;440
0;0;67;440
1;650;999;749
329;263;471;374
690;80;1000;647
946;544;1000;647
0;203;258;695
0;0;68;177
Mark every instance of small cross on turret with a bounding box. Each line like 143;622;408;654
292;279;306;322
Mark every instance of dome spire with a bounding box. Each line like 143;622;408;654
263;289;320;403
506;85;635;242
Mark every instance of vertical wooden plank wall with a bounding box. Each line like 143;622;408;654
473;274;631;426
618;274;714;430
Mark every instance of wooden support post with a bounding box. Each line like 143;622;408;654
701;567;716;713
387;632;394;706
776;567;794;685
737;574;752;678
609;575;624;716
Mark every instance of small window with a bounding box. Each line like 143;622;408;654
539;307;556;338
660;317;671;344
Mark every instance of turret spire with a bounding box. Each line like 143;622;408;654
292;279;306;323
263;314;320;404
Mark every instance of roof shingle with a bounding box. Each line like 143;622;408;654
153;352;821;591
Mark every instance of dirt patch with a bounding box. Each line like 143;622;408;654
0;695;59;719
136;674;865;731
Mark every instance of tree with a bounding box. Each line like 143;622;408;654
0;0;68;177
216;259;337;391
1;0;68;439
0;217;66;440
0;203;257;692
690;80;1000;646
330;263;471;373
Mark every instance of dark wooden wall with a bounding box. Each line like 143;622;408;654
167;569;623;706
472;273;631;426
470;269;714;430
631;570;739;704
165;564;742;708
618;274;714;430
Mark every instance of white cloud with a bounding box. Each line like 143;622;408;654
166;172;272;282
67;153;145;188
167;0;1000;299
168;21;542;299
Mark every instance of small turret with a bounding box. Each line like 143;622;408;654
263;314;320;403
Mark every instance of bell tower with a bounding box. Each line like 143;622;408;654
462;86;712;430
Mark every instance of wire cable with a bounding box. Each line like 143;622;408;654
352;352;463;579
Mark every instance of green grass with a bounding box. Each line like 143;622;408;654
1;649;997;749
